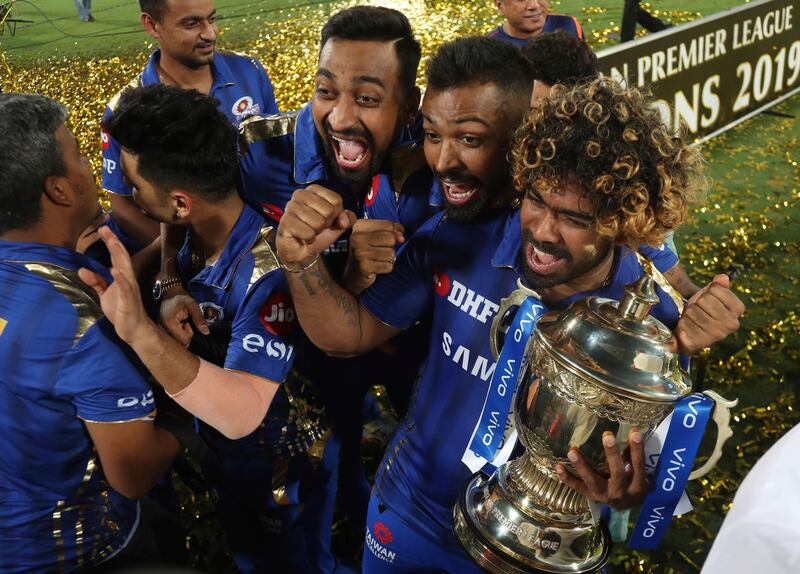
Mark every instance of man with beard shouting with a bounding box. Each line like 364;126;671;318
275;37;745;572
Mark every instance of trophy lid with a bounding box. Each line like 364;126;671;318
534;274;691;402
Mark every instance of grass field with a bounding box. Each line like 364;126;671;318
1;1;799;573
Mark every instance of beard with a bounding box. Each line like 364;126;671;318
519;228;613;289
320;120;383;190
435;169;498;223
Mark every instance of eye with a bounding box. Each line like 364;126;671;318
461;135;480;146
314;86;334;99
356;95;380;106
562;215;592;229
526;191;545;206
424;131;440;143
183;19;199;28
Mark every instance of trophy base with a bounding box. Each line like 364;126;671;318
453;470;610;574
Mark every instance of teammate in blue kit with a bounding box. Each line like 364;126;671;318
163;7;442;541
0;93;184;573
100;0;279;248
101;84;355;574
275;39;746;572
488;0;583;47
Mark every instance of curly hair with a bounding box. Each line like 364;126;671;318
511;77;707;247
521;30;598;86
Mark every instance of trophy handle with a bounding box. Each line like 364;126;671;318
688;390;739;481
490;279;542;360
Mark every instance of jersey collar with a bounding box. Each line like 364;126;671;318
491;209;522;270
142;49;235;92
179;203;266;290
0;240;112;282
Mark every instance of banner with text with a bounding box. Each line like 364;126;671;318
597;0;799;143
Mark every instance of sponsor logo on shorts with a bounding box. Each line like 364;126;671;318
366;521;396;563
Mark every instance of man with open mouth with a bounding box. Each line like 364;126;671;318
275;40;746;572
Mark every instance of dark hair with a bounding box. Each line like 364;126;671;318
320;6;421;94
426;36;533;106
139;0;167;22
0;94;67;234
521;30;598;86
512;78;707;247
104;85;239;201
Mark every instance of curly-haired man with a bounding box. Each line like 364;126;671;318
276;69;745;570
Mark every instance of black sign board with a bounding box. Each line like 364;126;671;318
597;0;799;143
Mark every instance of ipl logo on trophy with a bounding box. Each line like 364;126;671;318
453;275;737;574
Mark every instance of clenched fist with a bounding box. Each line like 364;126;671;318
344;219;405;294
276;184;357;269
675;274;745;355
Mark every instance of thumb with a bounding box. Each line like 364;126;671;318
187;300;210;335
393;222;406;244
334;209;358;231
712;273;730;288
78;268;109;297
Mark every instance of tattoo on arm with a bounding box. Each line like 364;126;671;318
307;263;360;330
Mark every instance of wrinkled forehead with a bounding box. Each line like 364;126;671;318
317;38;402;89
421;82;505;125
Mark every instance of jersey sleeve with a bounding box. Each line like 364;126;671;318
224;273;295;383
252;56;279;114
639;242;679;273
58;318;155;423
359;213;443;330
101;107;133;197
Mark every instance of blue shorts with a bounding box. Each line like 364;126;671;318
361;493;484;574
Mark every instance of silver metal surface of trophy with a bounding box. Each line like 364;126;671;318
453;275;737;574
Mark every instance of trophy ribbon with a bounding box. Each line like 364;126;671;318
461;287;546;474
629;391;728;549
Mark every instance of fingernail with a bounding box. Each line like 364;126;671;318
200;325;210;335
555;464;565;475
603;432;616;448
631;430;643;444
567;449;578;462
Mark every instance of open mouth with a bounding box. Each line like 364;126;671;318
526;242;566;274
330;134;370;171
441;180;479;206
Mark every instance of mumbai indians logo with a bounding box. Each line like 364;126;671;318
232;96;260;120
199;302;225;327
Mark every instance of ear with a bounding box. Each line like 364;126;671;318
43;175;73;208
403;86;421;126
494;0;505;14
141;12;160;40
171;190;193;221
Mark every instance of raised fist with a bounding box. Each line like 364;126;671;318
344;218;405;294
276;184;357;269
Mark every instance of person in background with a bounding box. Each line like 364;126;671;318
487;0;582;47
101;0;279;255
619;0;670;43
74;0;94;22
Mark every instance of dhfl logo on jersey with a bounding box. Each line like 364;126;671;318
100;128;110;150
433;271;499;324
366;175;380;207
259;292;296;336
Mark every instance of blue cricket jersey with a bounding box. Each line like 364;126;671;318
175;204;328;461
101;49;279;201
487;14;584;46
0;241;156;573
359;208;680;545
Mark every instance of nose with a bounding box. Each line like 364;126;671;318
200;19;218;41
531;209;561;244
327;99;359;134
432;139;462;175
